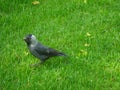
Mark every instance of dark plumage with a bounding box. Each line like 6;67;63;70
24;34;66;65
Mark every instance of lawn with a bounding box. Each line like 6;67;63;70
0;0;120;90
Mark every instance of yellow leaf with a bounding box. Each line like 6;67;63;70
79;50;88;56
84;0;87;4
84;43;90;47
32;1;40;5
86;32;91;37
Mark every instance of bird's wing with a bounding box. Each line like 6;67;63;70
30;47;48;61
34;43;50;55
34;43;65;56
47;48;63;56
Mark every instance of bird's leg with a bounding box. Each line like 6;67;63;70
30;57;49;67
40;60;45;64
30;62;41;67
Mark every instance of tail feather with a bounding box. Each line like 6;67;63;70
58;52;67;57
49;48;67;57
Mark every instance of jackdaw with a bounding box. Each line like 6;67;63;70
24;34;66;66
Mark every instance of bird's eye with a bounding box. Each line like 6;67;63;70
27;37;30;40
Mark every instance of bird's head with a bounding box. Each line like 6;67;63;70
24;34;37;46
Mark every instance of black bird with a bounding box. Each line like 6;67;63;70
24;34;66;66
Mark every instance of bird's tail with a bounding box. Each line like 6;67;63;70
58;52;68;57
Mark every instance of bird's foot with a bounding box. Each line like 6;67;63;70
30;62;41;67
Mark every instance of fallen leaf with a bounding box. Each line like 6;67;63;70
79;50;88;56
84;0;87;4
84;43;90;47
86;32;91;37
32;1;40;5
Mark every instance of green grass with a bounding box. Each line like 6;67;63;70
0;0;120;90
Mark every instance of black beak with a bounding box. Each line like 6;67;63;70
23;37;27;41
